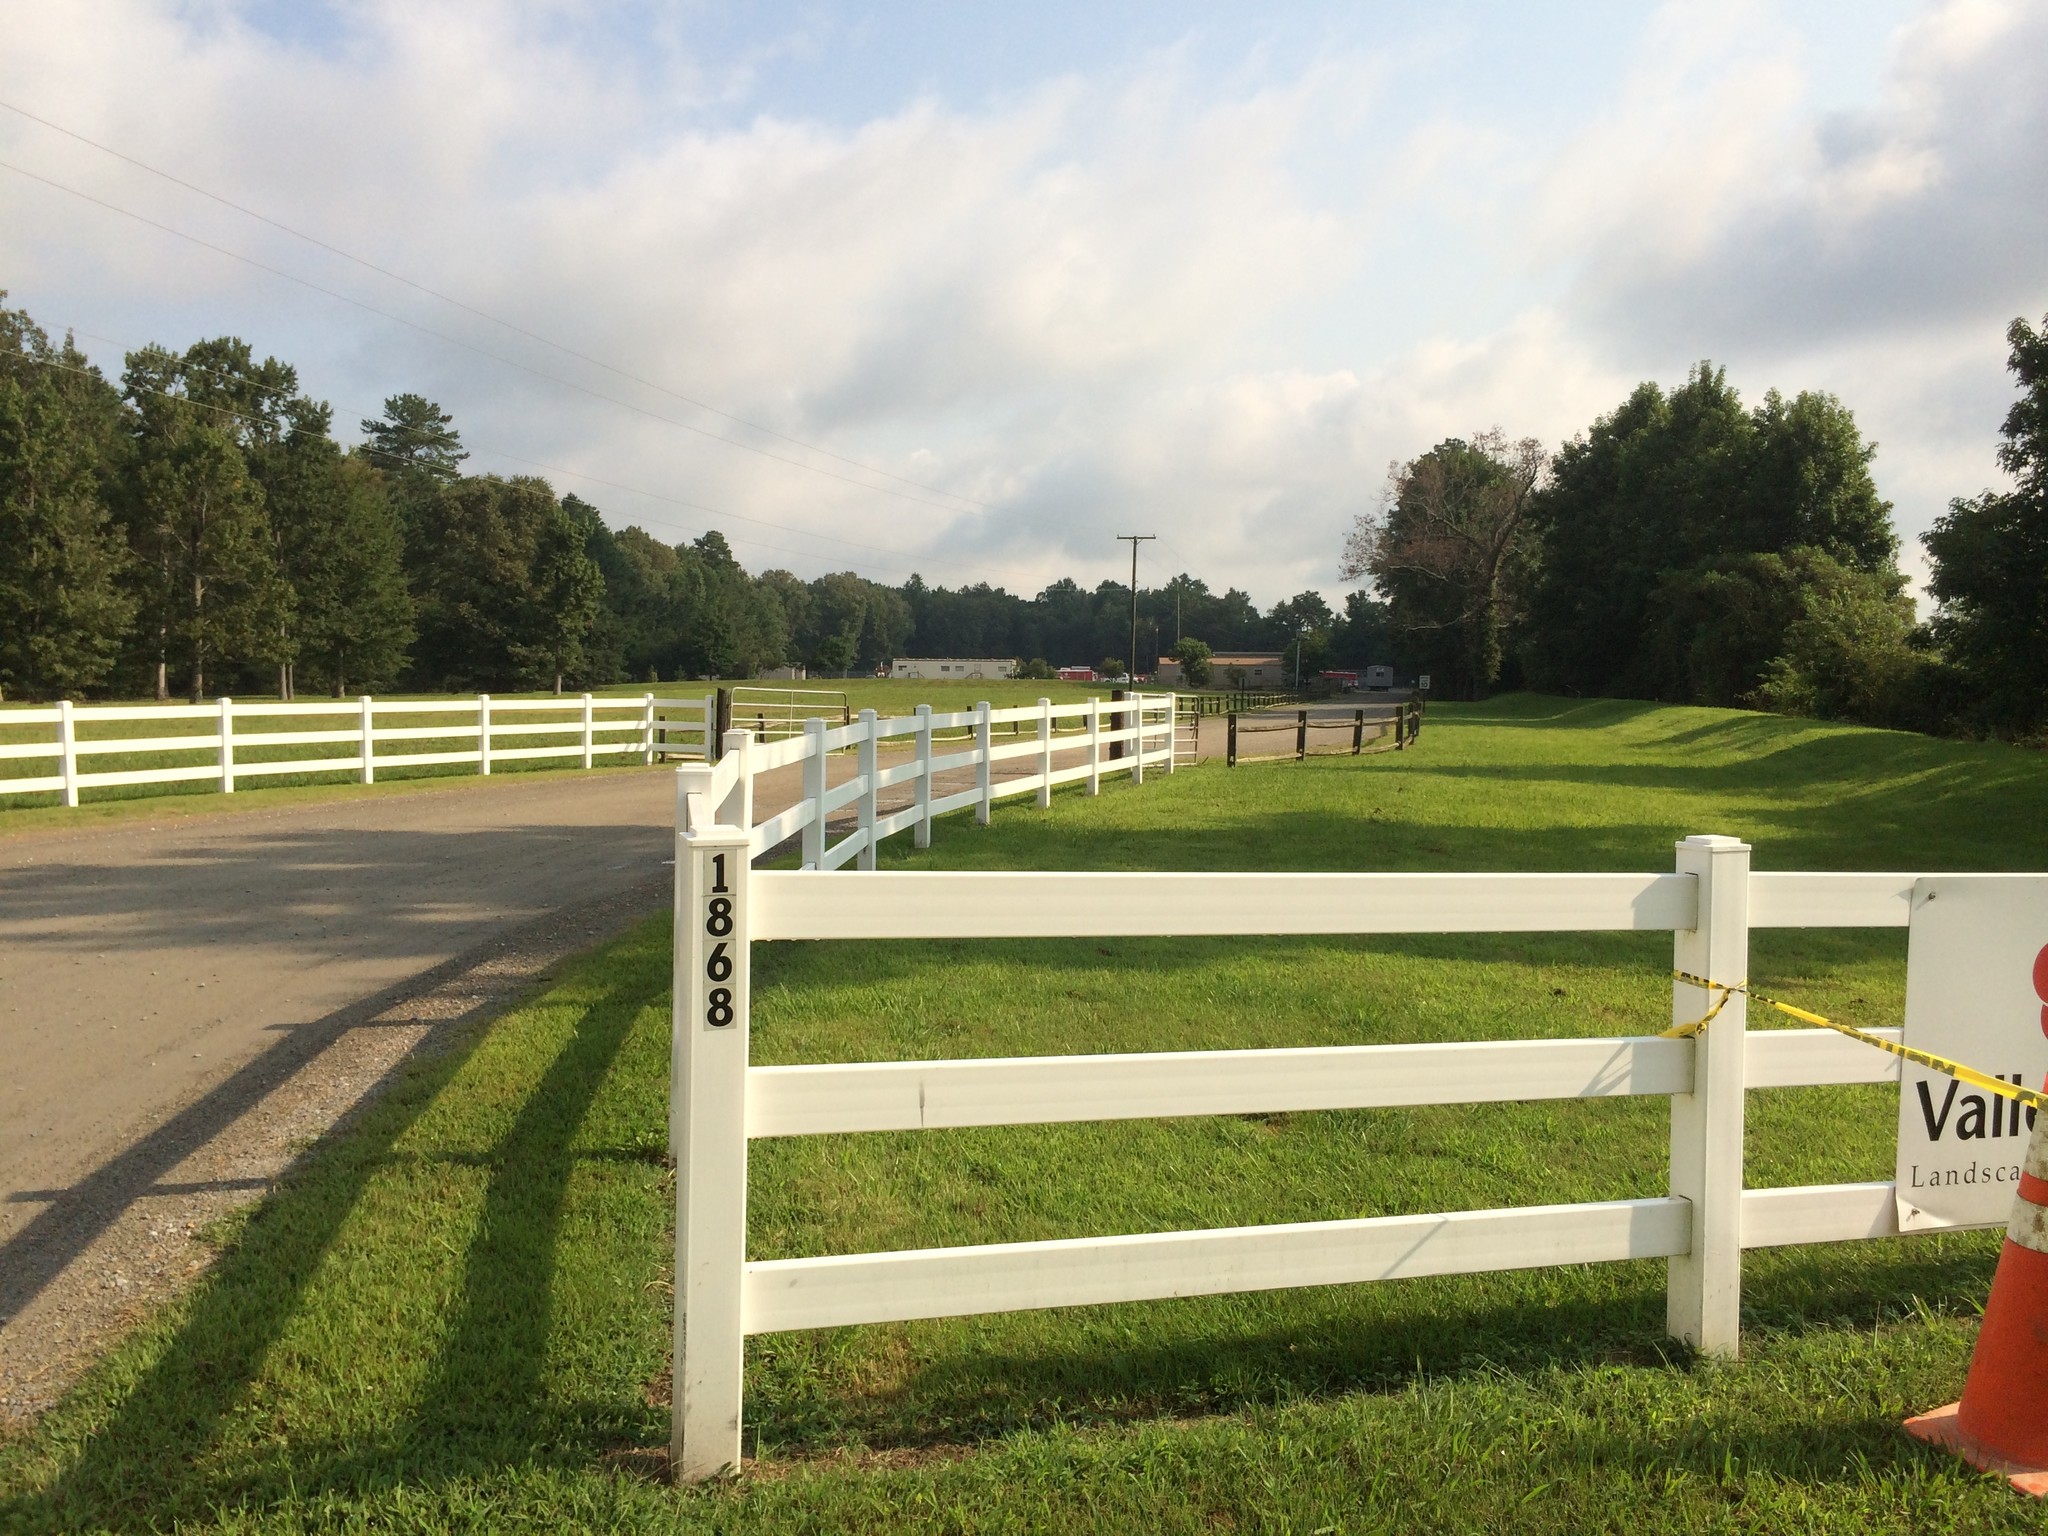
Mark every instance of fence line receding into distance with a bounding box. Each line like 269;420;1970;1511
716;694;1178;868
0;692;1183;853
0;692;716;806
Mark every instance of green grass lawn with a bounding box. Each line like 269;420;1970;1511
5;696;2046;1532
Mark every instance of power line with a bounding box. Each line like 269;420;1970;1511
0;155;996;520
0;107;1273;605
1116;533;1156;680
11;345;942;578
80;324;952;569
0;96;1001;513
0;125;1203;596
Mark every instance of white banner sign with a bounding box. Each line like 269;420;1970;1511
1895;876;2048;1231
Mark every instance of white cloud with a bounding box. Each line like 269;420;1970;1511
0;0;2041;610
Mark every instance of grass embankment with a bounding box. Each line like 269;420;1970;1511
6;696;2047;1532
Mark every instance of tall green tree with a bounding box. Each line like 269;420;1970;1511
1169;636;1213;687
122;338;343;697
129;415;288;700
1751;557;1925;727
520;499;605;691
1342;431;1546;699
1522;365;1895;703
0;299;135;698
608;525;689;680
267;430;414;695
359;392;466;480
1925;312;2048;735
802;571;870;676
676;531;779;679
409;475;603;690
1329;591;1409;672
359;393;466;561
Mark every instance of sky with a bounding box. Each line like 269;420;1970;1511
3;0;2044;613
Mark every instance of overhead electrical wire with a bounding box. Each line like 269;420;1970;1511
30;319;1221;607
0;97;997;513
66;322;955;570
14;346;944;578
0;104;1204;599
61;323;950;573
0;156;994;521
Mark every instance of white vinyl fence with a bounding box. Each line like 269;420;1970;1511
0;692;717;806
667;813;1934;1481
718;694;1178;868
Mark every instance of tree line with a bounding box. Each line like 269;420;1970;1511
0;295;1373;702
23;285;2034;735
1346;311;2048;738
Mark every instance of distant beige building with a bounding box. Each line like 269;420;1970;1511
888;657;1019;680
1153;651;1287;688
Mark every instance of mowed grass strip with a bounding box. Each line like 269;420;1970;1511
5;695;2046;1532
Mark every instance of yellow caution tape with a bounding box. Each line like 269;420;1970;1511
1665;969;2048;1114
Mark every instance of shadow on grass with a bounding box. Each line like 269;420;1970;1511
4;981;648;1531
746;1234;1999;1458
0;934;1993;1525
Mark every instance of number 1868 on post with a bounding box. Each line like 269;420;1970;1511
700;849;737;1028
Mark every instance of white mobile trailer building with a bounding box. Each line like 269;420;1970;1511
888;658;1020;680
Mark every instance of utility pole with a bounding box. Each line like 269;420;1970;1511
1117;534;1156;682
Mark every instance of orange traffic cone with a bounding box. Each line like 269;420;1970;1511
1904;1096;2048;1495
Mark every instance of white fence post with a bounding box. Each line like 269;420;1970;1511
644;692;657;765
857;708;880;871
974;699;993;826
719;730;753;831
57;698;79;808
670;764;751;1483
801;718;827;869
478;694;492;775
914;703;933;850
1667;833;1751;1357
1131;694;1145;787
702;691;718;762
581;693;595;769
1036;697;1053;809
1164;691;1177;774
359;696;376;784
1086;697;1101;797
218;697;236;793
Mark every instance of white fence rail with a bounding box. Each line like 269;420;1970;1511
704;693;1177;870
667;819;1940;1480
0;692;717;806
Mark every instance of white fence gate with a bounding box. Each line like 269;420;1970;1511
668;797;1939;1481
